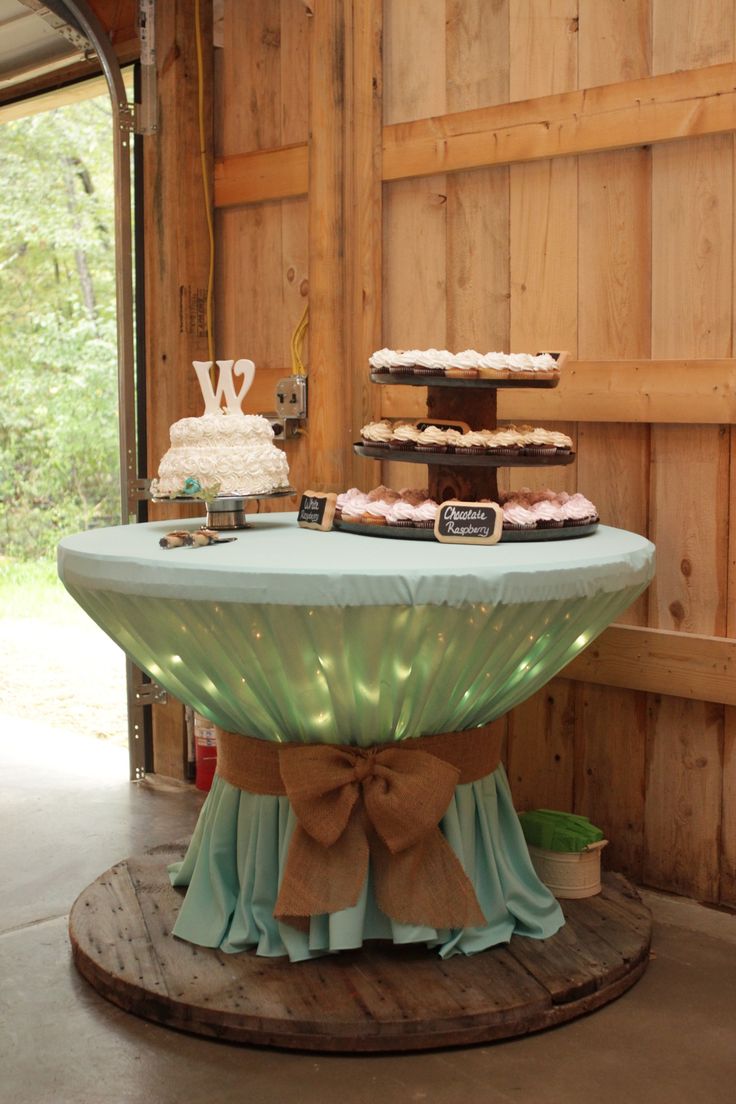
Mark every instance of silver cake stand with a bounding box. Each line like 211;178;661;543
151;488;297;530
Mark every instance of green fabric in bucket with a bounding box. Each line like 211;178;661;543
518;809;604;853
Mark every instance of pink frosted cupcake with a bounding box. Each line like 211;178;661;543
529;499;565;528
338;488;370;522
362;500;393;526
413;499;439;529
561;493;598;526
502;502;537;530
385;500;417;527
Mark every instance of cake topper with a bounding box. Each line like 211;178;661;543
193;358;255;416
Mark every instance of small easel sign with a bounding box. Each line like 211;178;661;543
297;490;337;531
434;500;503;545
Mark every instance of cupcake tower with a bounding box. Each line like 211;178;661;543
348;347;597;538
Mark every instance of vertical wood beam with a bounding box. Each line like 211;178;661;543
307;0;349;489
143;0;214;777
345;0;383;487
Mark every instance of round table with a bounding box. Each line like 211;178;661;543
59;515;655;1048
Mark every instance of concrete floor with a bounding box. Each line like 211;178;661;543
2;720;735;1104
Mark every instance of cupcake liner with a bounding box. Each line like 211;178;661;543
389;440;416;450
413;367;446;376
362;438;390;449
453;445;487;455
502;521;536;530
566;515;597;526
389;520;414;527
415;444;448;453
413;520;435;529
361;515;387;526
520;446;557;457
445;368;480;379
535;519;564;528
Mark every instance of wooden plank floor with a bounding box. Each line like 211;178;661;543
69;844;651;1052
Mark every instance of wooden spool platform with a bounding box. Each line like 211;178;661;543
69;843;652;1053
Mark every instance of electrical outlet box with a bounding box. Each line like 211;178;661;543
275;375;307;419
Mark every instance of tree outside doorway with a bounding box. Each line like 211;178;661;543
0;92;127;749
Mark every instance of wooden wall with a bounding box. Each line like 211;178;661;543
150;0;736;908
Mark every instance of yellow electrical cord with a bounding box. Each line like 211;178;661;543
290;302;308;376
194;0;215;365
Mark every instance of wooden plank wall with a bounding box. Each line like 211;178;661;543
193;0;736;905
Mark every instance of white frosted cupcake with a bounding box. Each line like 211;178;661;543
390;423;423;451
415;425;448;453
360;420;393;449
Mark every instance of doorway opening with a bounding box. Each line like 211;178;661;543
0;81;131;762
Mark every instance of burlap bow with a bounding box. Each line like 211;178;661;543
215;727;502;932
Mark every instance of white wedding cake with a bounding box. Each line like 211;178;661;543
150;359;291;499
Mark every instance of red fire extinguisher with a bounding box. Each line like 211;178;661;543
194;712;217;792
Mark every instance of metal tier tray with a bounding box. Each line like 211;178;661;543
151;488;296;530
334;519;599;542
354;443;574;467
369;372;559;389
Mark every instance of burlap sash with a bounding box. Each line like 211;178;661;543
215;725;502;932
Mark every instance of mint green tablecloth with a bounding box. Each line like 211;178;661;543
58;516;654;961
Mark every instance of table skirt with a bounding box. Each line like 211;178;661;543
168;763;564;962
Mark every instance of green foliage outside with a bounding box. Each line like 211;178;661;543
0;95;120;563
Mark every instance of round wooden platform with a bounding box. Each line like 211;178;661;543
69;843;652;1053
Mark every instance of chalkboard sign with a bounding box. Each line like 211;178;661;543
298;490;337;531
434;500;503;545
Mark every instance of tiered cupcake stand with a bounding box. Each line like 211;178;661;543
340;353;597;541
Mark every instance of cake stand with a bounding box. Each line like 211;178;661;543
152;487;296;530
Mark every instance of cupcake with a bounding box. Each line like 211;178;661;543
445;349;481;379
491;427;522;456
529;499;565;528
413;499;439;529
368;348;393;375
453;430;488;455
362;500;392;526
561;493;598;526
444;428;465;453
340;489;370;522
390;423;422;451
502;502;537;530
521;427;558;457
551;430;573;455
477;352;512;380
412;349;447;377
530;352;561;378
360;420;393;449
415;425;448;453
388;349;418;375
385;500;417;527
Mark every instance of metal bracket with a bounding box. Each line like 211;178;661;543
129;478;152;501
133;680;168;706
